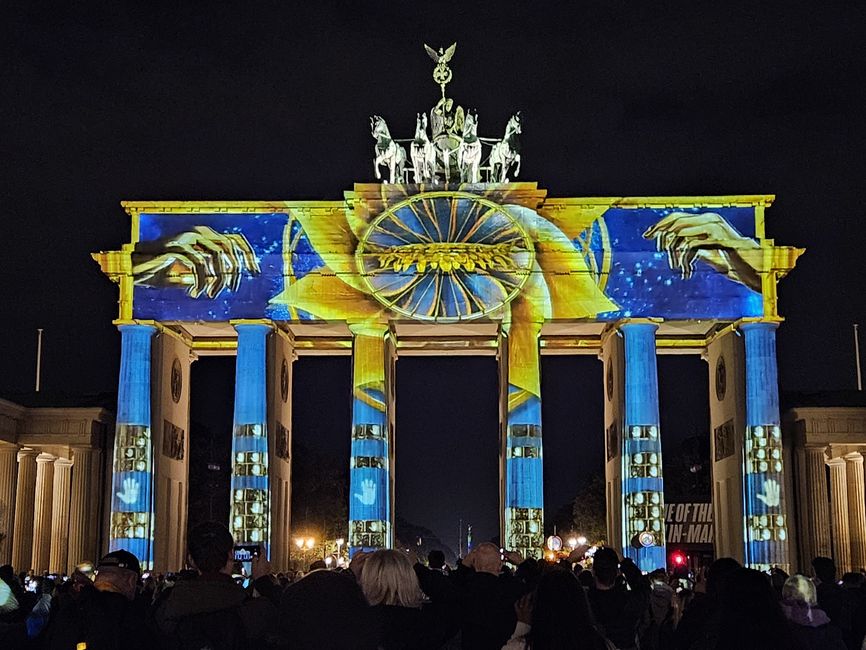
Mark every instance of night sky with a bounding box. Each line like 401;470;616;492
2;2;865;547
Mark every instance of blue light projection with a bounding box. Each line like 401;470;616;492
230;324;271;553
348;329;392;556
742;322;789;570
109;324;156;567
621;323;666;572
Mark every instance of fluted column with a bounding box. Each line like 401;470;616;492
827;456;852;573
0;443;18;565
109;324;156;567
348;324;394;557
804;446;832;560
31;452;56;573
620;322;666;572
844;452;866;571
499;322;544;560
67;447;94;573
230;323;272;552
49;458;73;573
11;450;38;571
741;322;789;570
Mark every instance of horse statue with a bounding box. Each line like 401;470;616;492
410;112;437;183
371;115;407;183
457;110;482;183
489;111;522;183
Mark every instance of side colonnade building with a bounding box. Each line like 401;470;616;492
0;398;111;574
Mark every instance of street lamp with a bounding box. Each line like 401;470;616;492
568;537;578;549
577;535;587;546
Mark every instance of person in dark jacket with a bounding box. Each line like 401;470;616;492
586;547;650;650
812;556;856;648
673;557;740;650
360;549;459;650
452;543;527;650
40;549;157;650
279;569;378;650
781;574;846;650
692;567;801;650
152;521;278;650
502;568;612;649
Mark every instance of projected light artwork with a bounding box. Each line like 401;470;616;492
94;42;803;571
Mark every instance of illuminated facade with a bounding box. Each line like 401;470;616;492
90;45;806;571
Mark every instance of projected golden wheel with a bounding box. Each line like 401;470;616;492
356;192;534;322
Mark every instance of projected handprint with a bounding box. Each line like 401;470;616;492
756;478;781;508
354;478;377;506
116;477;140;505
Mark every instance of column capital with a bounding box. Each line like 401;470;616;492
844;451;864;465
17;448;38;463
0;441;19;454
53;457;74;469
738;319;781;333
35;452;56;464
115;321;158;334
826;455;847;468
348;321;390;337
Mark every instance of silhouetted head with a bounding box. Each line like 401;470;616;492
427;549;445;570
187;521;234;574
705;557;741;596
281;570;377;650
716;568;795;649
592;547;620;588
812;556;836;584
530;569;601;649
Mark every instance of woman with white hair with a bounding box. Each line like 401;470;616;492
360;549;459;649
781;574;846;650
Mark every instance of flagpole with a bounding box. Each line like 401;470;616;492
35;328;44;392
855;324;862;391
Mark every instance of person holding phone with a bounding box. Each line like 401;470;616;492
152;521;279;649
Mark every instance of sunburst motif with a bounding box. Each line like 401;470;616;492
356;192;534;322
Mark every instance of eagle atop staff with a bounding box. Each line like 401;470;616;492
424;42;457;97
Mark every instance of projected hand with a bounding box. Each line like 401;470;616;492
116;478;140;505
354;479;377;506
756;478;781;508
133;226;261;299
643;212;762;292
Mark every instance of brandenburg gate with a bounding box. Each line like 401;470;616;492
93;45;802;572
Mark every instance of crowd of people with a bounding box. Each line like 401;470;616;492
1;521;865;649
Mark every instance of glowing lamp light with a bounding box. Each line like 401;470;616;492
325;556;333;567
305;537;315;549
567;537;578;549
295;538;305;549
546;535;563;552
577;535;587;546
671;550;687;567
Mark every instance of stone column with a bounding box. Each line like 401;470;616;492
31;452;56;573
844;452;866;571
11;450;38;571
0;443;18;565
348;324;394;557
67;447;94;573
49;458;73;573
741;322;789;570
827;456;852;573
499;322;544;560
109;323;156;567
804;446;832;561
620;322;666;572
230;323;272;551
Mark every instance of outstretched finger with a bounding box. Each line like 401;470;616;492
173;243;211;298
228;234;261;275
643;212;694;238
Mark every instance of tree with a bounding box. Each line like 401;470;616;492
572;472;607;545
